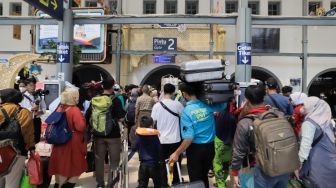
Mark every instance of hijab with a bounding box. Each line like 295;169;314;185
304;96;335;143
290;92;308;106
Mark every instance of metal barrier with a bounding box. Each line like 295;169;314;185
109;124;129;188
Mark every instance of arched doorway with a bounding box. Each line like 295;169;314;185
0;53;40;89
72;65;113;87
140;65;180;90
230;66;282;87
308;69;336;117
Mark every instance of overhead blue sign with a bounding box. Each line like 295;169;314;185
153;38;177;51
56;42;70;63
23;0;63;20
154;56;175;64
237;42;252;65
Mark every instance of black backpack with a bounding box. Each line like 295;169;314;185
0;106;23;152
125;99;136;126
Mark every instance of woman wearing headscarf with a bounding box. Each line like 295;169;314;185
290;92;308;137
298;97;336;188
48;88;88;188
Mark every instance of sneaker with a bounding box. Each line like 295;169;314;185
208;170;215;178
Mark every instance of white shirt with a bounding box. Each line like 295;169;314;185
20;91;46;117
151;99;184;144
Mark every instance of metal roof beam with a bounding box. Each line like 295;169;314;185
73;15;237;25
0;15;237;25
0;16;58;25
111;50;336;57
252;16;336;26
1;15;336;26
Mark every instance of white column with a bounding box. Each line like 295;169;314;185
260;0;268;16
323;0;331;10
199;0;210;14
3;1;9;16
157;0;164;14
178;0;185;14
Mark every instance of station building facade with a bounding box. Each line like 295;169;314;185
1;0;336;110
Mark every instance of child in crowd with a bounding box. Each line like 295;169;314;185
133;116;162;188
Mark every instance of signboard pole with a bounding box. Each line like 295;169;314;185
57;2;73;83
302;0;308;93
235;0;252;83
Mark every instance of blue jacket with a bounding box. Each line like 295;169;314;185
132;131;161;166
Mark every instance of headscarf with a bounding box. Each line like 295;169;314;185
304;96;335;143
290;92;308;106
61;88;79;106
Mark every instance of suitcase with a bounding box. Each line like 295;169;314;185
165;160;205;188
180;59;228;82
201;80;234;92
198;81;235;105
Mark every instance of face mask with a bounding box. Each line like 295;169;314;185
300;107;306;115
19;87;26;93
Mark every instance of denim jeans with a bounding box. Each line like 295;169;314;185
254;166;290;188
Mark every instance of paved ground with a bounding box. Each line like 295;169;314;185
50;152;217;188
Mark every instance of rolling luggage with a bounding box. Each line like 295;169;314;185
165;160;205;188
198;80;235;105
180;59;229;82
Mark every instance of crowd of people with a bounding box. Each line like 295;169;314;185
0;76;335;188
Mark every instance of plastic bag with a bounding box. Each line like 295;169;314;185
27;153;43;185
20;169;37;188
239;167;254;188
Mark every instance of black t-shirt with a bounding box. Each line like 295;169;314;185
86;94;126;138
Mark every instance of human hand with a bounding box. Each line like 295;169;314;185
31;105;39;111
294;169;300;180
169;152;179;163
294;163;302;180
233;176;241;188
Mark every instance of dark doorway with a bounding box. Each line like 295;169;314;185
141;65;180;90
308;70;336;117
72;65;113;87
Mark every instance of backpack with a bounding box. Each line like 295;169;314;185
0;107;22;145
125;99;136;126
44;107;72;145
247;109;300;177
0;107;21;177
91;95;117;136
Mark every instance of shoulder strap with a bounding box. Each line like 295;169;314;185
110;95;117;101
160;101;179;117
0;106;21;123
23;94;33;103
312;132;324;148
267;94;281;110
0;107;10;123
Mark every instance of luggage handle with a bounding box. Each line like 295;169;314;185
165;159;183;185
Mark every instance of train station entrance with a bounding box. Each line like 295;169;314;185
308;69;336;117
